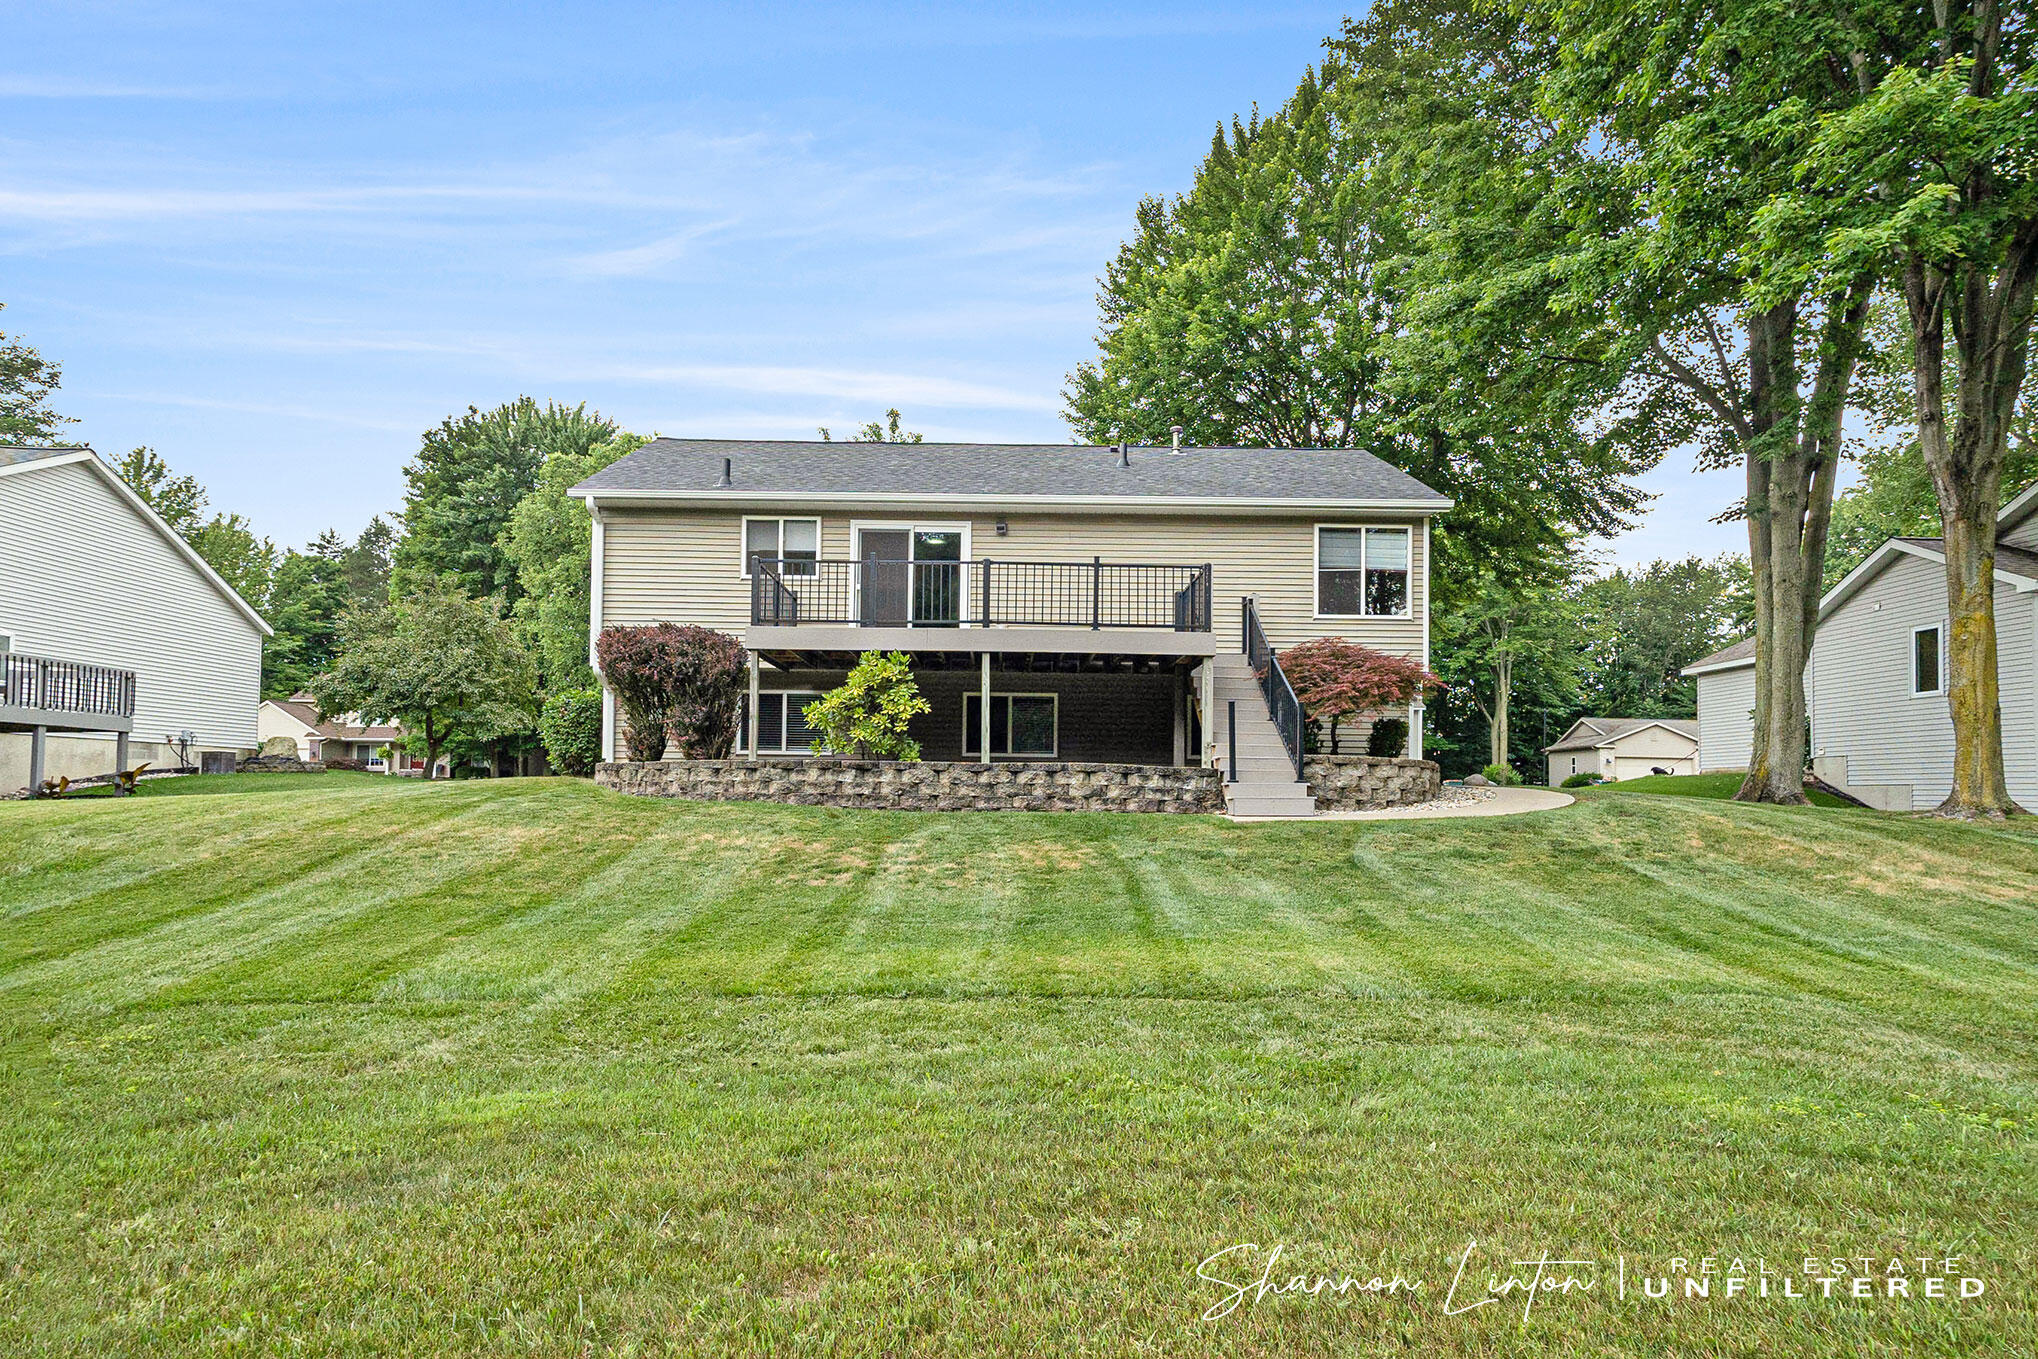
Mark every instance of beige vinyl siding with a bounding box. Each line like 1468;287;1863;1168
0;458;264;751
599;507;1429;660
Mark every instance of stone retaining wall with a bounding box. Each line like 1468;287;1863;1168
1301;755;1440;810
597;758;1225;813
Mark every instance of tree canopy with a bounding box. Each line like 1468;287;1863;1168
0;303;71;445
310;579;535;774
393;399;619;604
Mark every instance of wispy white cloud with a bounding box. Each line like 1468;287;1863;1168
598;362;1059;411
566;216;744;277
0;75;225;99
96;390;423;433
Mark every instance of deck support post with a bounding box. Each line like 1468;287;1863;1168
28;725;46;793
979;651;993;763
115;731;129;774
1172;669;1187;767
747;652;761;762
1409;701;1424;760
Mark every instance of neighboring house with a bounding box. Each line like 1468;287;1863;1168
256;694;446;775
1542;717;1699;785
0;445;270;793
573;438;1451;815
1684;483;2038;810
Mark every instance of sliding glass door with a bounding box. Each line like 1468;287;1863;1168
855;525;966;626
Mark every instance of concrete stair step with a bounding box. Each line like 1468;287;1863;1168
1224;794;1318;817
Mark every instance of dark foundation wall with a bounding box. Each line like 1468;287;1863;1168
755;667;1183;765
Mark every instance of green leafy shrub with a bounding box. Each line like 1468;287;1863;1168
1366;717;1408;758
539;687;603;776
1560;771;1606;788
595;624;747;760
1480;762;1523;787
803;652;930;760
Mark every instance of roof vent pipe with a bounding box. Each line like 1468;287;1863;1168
1171;425;1183;453
717;456;732;487
1117;443;1130;467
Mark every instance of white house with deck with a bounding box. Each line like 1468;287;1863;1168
1685;483;2038;810
0;445;269;792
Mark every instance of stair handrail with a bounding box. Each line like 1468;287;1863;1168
1241;597;1306;781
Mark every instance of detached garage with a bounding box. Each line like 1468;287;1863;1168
1543;717;1700;786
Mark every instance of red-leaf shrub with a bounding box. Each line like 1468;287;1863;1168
596;624;748;760
1277;639;1441;754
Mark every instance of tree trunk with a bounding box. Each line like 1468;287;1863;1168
1735;282;1872;805
1909;235;2032;817
1489;651;1512;768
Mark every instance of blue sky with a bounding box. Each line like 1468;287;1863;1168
3;0;1743;563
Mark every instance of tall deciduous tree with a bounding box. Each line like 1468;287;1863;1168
114;446;275;608
500;430;648;692
1574;556;1749;718
394;399;618;605
0;304;72;444
1064;44;1658;591
1763;3;2037;816
1434;562;1582;771
1475;0;1885;805
818;409;924;442
310;580;535;776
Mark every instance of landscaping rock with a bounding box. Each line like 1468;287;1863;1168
1464;772;1492;787
596;758;1226;813
1301;755;1443;811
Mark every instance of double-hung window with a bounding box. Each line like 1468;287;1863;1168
962;693;1057;758
1912;624;1944;696
740;691;821;754
744;518;819;577
1317;526;1411;617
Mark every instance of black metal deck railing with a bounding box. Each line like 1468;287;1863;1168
1242;597;1306;780
0;651;136;720
751;558;1214;632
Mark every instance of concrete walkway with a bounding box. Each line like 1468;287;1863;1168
1229;785;1575;823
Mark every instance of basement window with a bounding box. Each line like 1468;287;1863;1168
739;692;821;754
962;694;1057;758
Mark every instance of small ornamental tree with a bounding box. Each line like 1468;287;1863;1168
309;579;535;776
802;651;929;760
1277;638;1440;755
595;624;747;760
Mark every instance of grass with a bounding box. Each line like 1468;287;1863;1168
2;778;2033;1356
1595;770;1855;807
53;772;416;799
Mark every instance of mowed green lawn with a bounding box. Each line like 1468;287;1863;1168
2;779;2034;1356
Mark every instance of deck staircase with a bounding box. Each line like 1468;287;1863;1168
1210;653;1317;817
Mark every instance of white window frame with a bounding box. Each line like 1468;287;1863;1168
738;690;824;754
962;692;1058;759
1314;524;1413;620
849;520;974;626
1911;623;1945;697
740;517;822;579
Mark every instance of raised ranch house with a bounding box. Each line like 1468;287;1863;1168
574;438;1451;815
1685;482;2038;810
1541;717;1699;786
256;694;448;776
0;445;269;794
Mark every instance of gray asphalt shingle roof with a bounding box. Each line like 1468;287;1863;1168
570;438;1452;506
1684;635;1756;673
0;444;88;469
